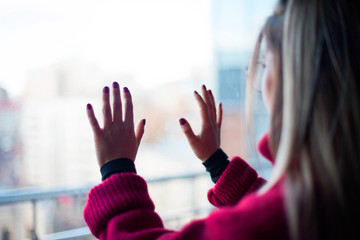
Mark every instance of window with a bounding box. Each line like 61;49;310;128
0;0;276;238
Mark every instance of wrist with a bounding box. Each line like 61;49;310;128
200;149;219;162
97;152;136;168
100;158;137;181
203;148;229;183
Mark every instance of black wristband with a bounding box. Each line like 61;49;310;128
100;158;136;181
202;149;230;183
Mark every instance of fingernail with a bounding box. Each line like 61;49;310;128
103;86;109;94
209;89;213;95
124;87;129;93
143;119;146;126
179;118;186;126
87;103;92;110
113;82;119;88
202;84;206;90
194;90;199;95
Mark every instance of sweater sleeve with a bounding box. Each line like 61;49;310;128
100;158;136;181
202;149;230;183
83;173;287;240
206;156;267;208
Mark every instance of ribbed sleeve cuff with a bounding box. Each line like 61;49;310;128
207;157;259;207
202;149;229;183
100;158;136;181
84;173;155;238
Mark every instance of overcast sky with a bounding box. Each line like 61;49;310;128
0;0;275;97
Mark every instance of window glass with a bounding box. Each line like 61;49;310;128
0;0;276;238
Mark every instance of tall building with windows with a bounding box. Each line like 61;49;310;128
0;87;27;240
211;0;275;170
212;0;276;107
0;88;23;187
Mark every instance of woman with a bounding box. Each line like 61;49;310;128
84;0;360;239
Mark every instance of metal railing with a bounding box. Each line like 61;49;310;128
0;172;211;240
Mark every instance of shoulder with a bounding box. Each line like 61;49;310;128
257;131;275;164
207;182;288;239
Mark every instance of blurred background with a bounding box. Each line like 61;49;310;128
0;0;276;239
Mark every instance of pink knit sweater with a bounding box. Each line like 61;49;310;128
84;133;289;239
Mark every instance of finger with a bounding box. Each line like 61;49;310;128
194;91;210;126
86;104;101;135
179;118;197;144
123;87;134;127
217;103;223;129
102;86;112;128
136;119;146;145
112;81;122;123
208;89;217;121
201;85;214;120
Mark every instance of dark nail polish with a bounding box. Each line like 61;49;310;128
194;90;199;95
209;89;213;95
87;104;92;110
143;119;146;126
104;86;109;93
113;82;119;88
202;85;206;90
179;118;186;126
124;87;129;93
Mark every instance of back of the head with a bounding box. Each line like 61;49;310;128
276;0;360;239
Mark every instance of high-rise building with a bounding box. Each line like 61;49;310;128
0;88;23;187
211;0;275;167
0;87;28;240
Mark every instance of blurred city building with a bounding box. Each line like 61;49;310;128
0;87;28;239
0;88;23;187
0;0;276;239
212;0;274;165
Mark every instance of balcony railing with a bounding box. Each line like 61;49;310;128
0;172;212;240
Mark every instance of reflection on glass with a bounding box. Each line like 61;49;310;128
0;0;276;238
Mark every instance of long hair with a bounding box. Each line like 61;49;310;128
257;0;360;239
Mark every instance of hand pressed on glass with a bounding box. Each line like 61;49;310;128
179;85;223;162
86;81;145;167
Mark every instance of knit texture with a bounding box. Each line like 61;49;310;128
84;173;287;239
206;132;272;207
84;173;161;238
84;132;289;239
207;156;266;207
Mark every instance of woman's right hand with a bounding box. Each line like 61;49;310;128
180;85;223;162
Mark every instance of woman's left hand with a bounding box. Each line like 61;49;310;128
86;82;145;167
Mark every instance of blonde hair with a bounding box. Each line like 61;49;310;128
248;0;360;239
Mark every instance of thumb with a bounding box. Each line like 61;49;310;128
135;119;146;145
179;118;197;144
